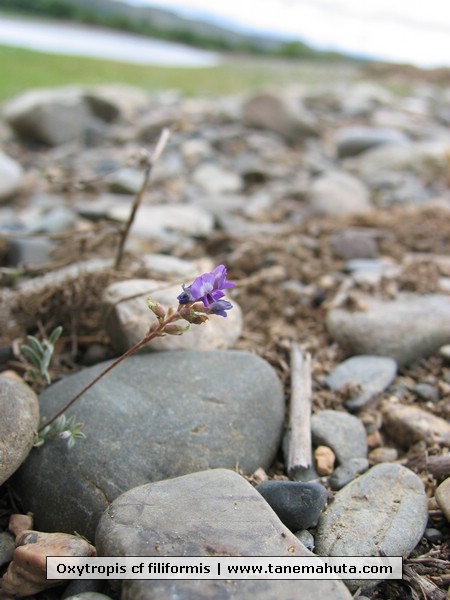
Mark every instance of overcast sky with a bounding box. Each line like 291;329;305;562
127;0;450;67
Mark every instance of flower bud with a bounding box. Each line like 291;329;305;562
147;320;161;334
163;323;190;335
146;298;166;319
184;310;209;325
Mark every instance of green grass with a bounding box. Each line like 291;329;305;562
0;44;362;103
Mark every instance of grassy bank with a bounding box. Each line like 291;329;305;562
0;44;363;103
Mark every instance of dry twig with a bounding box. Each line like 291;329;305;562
286;343;312;478
114;128;171;270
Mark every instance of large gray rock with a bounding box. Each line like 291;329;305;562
12;351;284;540
83;84;151;122
0;152;24;202
102;279;242;353
308;171;372;217
2;87;92;146
0;375;39;485
96;469;352;600
315;463;428;558
242;92;318;141
327;293;450;367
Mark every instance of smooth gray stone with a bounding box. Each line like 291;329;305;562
2;87;92;146
329;458;369;490
7;237;57;267
315;463;428;557
62;580;106;599
334;126;409;158
27;206;77;234
0;152;23;202
108;168;146;194
96;469;352;600
311;410;367;464
424;528;443;544
308;170;372;218
12;351;284;541
412;383;439;403
325;355;397;410
330;229;378;260
0;376;39;485
242;92;319;141
295;530;315;551
327;293;450;367
256;480;328;531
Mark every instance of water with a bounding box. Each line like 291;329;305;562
0;13;220;67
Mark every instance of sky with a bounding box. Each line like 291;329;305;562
127;0;450;67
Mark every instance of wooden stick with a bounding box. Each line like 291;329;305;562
114;128;171;270
287;343;312;478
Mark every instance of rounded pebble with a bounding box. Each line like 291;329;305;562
0;376;39;485
329;458;369;490
311;410;368;464
368;446;399;464
314;445;335;476
435;477;450;523
256;480;328;531
325;355;397;410
316;463;428;558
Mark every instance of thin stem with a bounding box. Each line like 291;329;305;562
114;128;171;270
39;308;180;431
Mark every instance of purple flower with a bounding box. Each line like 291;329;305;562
177;265;235;315
209;299;233;317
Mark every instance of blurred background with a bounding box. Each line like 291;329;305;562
1;0;450;101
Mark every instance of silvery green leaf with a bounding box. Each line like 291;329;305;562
26;335;44;355
20;345;41;367
49;326;63;345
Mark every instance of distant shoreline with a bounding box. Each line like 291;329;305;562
0;12;221;67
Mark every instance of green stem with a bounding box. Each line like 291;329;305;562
38;310;180;432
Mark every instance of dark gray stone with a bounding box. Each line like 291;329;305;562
295;530;315;551
329;458;369;490
12;351;284;541
424;528;443;544
62;580;106;599
327;294;450;367
311;410;367;464
325;355;397;410
315;463;428;557
256;480;328;531
413;383;439;403
96;469;352;600
7;237;57;267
